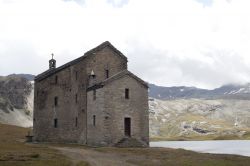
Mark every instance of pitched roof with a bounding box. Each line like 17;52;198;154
35;41;128;82
87;70;148;91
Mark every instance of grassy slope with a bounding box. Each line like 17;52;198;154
94;147;250;166
0;123;74;166
0;123;250;166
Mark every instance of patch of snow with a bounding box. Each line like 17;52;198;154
162;118;166;123
234;88;245;94
164;114;170;118
0;108;32;127
228;90;236;94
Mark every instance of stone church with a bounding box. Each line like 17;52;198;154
33;41;149;147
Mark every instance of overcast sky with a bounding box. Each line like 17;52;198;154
1;0;250;89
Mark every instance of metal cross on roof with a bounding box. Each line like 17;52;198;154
51;53;54;59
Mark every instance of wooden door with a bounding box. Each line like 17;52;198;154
124;118;131;137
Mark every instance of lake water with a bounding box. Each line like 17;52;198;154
150;140;250;157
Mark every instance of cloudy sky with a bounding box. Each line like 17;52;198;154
1;0;250;89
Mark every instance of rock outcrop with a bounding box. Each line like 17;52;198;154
0;75;32;109
0;75;33;127
149;98;250;140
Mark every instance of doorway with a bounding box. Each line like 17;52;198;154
124;117;131;137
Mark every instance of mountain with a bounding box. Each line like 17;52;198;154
148;83;250;140
1;73;250;141
149;83;250;100
7;74;35;81
149;98;250;140
0;75;33;127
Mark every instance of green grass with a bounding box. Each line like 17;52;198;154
76;161;91;166
151;131;250;141
242;132;250;140
0;123;72;166
94;147;250;166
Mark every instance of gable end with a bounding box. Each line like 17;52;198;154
35;41;127;82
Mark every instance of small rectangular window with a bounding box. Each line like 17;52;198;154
75;71;78;80
54;118;58;128
93;90;96;100
75;117;78;127
105;69;109;79
125;88;129;99
54;96;58;106
55;75;58;84
75;94;78;103
93;115;96;126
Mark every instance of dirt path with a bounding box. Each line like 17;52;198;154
54;147;142;166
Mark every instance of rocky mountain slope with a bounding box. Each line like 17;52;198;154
149;83;250;100
0;75;33;127
149;98;250;140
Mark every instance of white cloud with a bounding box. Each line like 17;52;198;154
1;0;250;89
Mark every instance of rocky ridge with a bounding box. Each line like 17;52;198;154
149;83;250;100
0;75;33;127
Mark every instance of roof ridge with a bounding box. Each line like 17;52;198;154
35;41;127;81
84;41;127;60
102;70;148;88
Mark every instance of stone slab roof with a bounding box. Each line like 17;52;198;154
35;41;128;82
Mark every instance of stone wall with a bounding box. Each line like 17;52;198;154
86;75;149;146
103;75;149;146
86;46;127;86
33;59;89;143
33;44;128;144
86;88;107;146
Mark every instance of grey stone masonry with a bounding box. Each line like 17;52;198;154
33;41;149;147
